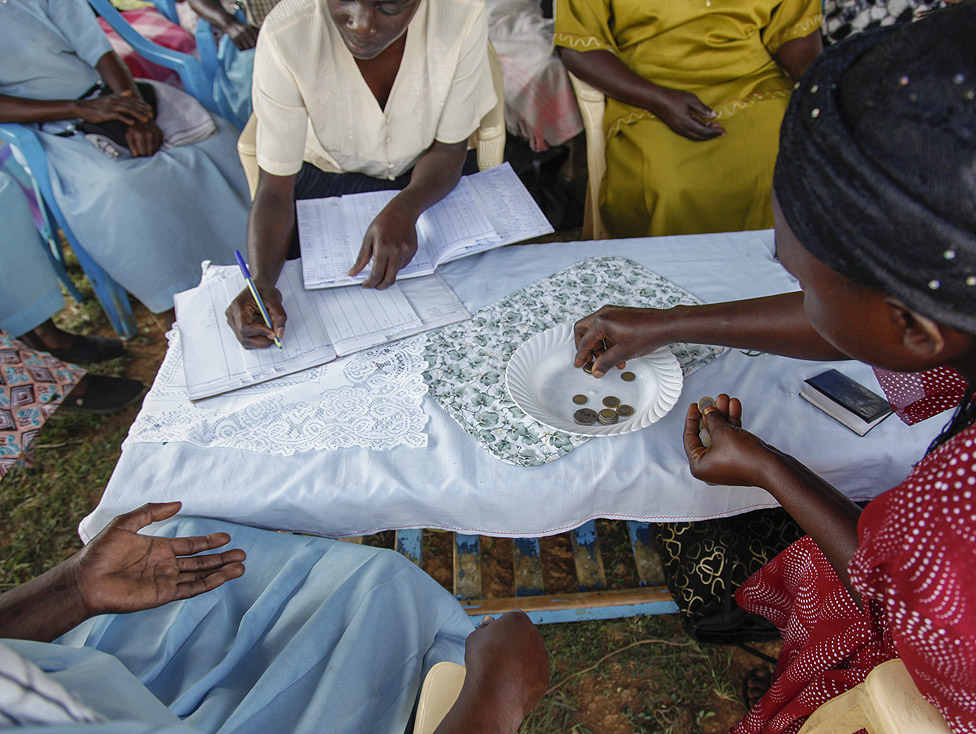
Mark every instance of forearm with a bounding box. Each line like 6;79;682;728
393;140;467;219
757;448;863;603
186;0;239;31
433;679;526;734
0;94;83;124
95;52;140;97
775;31;823;81
0;561;88;642
247;173;296;288
559;47;666;112
664;292;847;360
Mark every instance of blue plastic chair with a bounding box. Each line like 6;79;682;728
87;0;219;115
151;0;179;24
194;15;249;127
0;125;138;339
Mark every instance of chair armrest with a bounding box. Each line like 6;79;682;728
413;662;466;734
87;0;218;114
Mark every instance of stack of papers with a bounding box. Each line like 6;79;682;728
175;260;470;400
297;162;553;289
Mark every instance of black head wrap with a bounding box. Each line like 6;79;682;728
774;4;976;334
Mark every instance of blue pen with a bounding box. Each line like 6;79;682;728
234;250;283;349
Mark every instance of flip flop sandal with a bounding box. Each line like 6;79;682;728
60;375;145;414
45;334;125;364
741;666;773;710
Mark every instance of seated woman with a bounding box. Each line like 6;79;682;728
225;0;497;348
574;7;976;730
0;502;549;732
554;0;822;238
0;0;250;317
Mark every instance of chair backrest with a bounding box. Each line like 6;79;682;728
237;40;507;197
86;0;219;114
797;659;952;734
566;72;607;240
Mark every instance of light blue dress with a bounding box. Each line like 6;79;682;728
214;40;255;131
3;518;472;733
0;0;250;314
0;172;64;337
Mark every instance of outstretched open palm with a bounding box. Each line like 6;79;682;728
70;502;246;616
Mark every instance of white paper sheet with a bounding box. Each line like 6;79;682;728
297;162;553;289
176;261;467;400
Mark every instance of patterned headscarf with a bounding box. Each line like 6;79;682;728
774;4;976;335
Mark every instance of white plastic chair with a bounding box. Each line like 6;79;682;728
566;71;607;240
798;659;952;734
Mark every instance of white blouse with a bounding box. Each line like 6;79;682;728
253;0;497;179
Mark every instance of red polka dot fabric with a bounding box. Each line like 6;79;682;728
733;422;976;734
873;366;968;425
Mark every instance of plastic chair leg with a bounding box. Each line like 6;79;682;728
59;223;138;340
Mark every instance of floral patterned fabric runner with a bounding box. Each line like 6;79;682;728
422;256;725;466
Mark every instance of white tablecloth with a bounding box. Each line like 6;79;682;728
81;231;945;541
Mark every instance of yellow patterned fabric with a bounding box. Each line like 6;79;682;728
554;0;821;237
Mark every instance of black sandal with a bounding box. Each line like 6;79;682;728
45;334;125;364
741;666;773;710
60;375;145;414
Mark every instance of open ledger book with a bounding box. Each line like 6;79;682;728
297;162;553;289
175;260;470;400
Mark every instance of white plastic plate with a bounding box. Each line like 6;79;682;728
505;322;683;437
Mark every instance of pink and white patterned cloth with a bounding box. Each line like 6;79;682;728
733;420;976;733
97;7;197;87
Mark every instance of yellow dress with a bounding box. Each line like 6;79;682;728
554;0;821;237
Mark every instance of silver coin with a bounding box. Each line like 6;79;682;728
602;396;620;408
572;394;588;405
597;408;619;425
697;396;717;413
574;408;598;425
699;428;712;448
616;404;634;417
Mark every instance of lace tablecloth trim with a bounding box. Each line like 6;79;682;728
126;331;430;454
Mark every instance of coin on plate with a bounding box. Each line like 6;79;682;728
616;404;634;417
583;361;595;375
598;408;619;425
574;408;598;425
602;396;620;408
572;394;588;405
621;372;636;382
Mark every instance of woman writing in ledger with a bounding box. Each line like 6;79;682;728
226;0;497;349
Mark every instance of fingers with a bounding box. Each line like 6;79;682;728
361;250;392;289
168;531;235;557
176;548;246;571
574;319;607;369
592;343;628;377
114;501;182;533
682;403;707;460
226;287;286;349
347;238;373;278
714;394;742;428
175;562;246;600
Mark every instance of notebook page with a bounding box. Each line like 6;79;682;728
297;197;346;289
466;163;554;244
322;281;423;355
177;262;339;400
396;272;471;331
416;177;499;262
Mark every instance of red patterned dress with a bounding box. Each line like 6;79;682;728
733;368;976;734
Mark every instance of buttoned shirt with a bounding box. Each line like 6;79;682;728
252;0;496;179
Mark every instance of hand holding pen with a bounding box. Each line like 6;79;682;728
225;250;287;350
